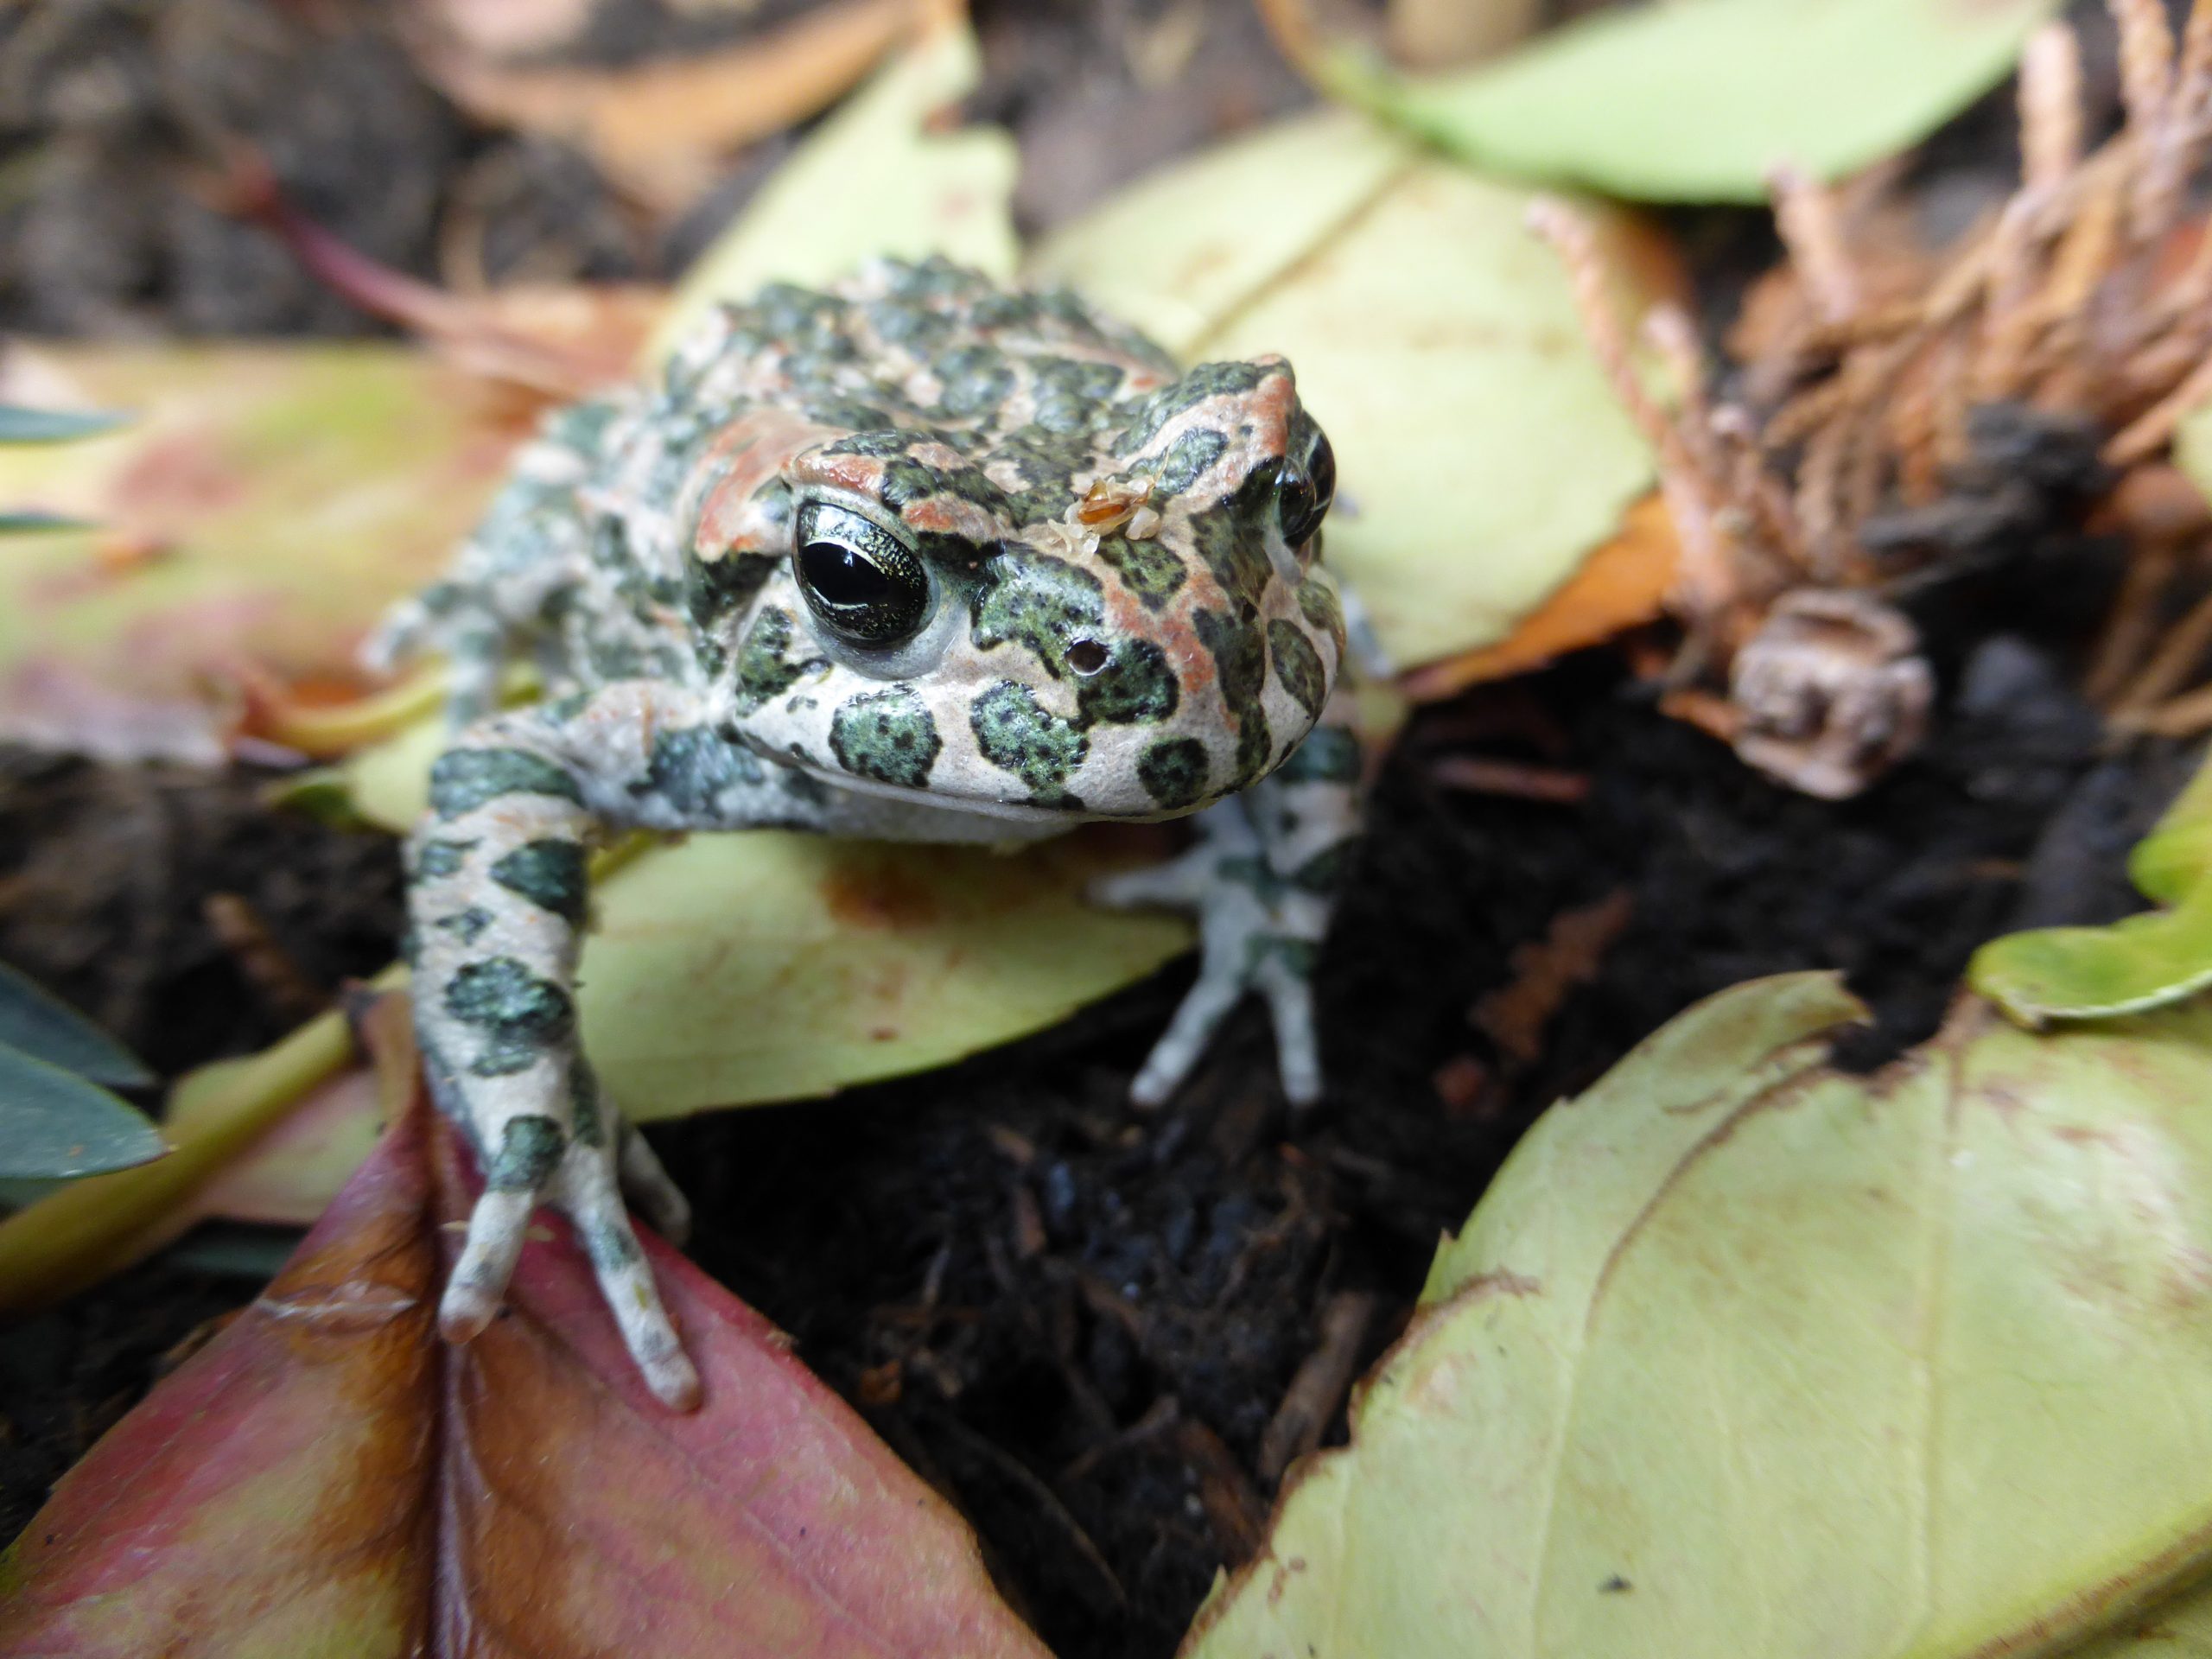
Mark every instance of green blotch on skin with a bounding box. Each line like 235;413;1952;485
1152;427;1227;496
582;1218;644;1269
972;681;1087;804
490;839;588;925
1292;841;1356;893
488;1114;564;1191
1296;575;1347;659
415;837;476;880
973;551;1104;673
647;726;766;816
1096;531;1187;612
1138;735;1211;810
1116;359;1270;453
1244;935;1319;978
429;748;583;821
732;606;821;713
1268;620;1328;721
1233;709;1274;790
444;956;575;1077
1192;511;1274;613
1076;639;1179;728
830;687;943;789
1194;607;1268;713
434;906;493;946
1276;726;1362;785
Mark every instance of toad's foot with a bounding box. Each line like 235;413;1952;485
1091;802;1331;1109
439;1100;699;1409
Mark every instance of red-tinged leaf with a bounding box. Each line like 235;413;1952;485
0;1021;1050;1659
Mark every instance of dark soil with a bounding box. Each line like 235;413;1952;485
0;3;2196;1657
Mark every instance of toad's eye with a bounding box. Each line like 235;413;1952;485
1275;431;1336;548
792;502;930;646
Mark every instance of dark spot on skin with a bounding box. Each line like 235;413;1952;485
433;906;493;945
582;1218;644;1268
490;839;588;925
1116;360;1271;454
572;1063;606;1147
1192;511;1274;613
1233;709;1274;789
646;725;766;816
830;687;943;789
1244;936;1319;977
487;1114;564;1191
415;838;476;880
1291;841;1355;893
685;537;776;632
1137;735;1210;810
732;607;823;713
972;550;1105;677
1194;607;1268;713
444;957;575;1077
1075;638;1179;727
429;748;583;821
1275;725;1361;785
1152;427;1227;495
1268;620;1328;721
1096;532;1187;612
971;680;1087;804
1296;575;1348;659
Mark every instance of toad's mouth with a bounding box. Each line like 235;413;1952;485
781;754;1209;827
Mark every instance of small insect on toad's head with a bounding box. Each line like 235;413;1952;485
701;357;1344;823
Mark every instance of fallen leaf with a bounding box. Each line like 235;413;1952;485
1325;0;2061;204
650;0;1018;360
2175;400;2212;516
0;1020;1050;1659
1185;973;2212;1659
0;345;518;761
0;1048;165;1181
1971;755;2212;1023
0;984;384;1312
410;0;594;57
1033;109;1674;671
0;960;151;1088
424;0;921;213
1399;490;1679;698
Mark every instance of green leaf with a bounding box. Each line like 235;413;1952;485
1032;111;1662;671
0;406;127;445
1970;755;2212;1023
0;1045;165;1179
0;961;151;1087
0;512;96;534
2174;400;2212;518
1186;976;2212;1659
1328;0;2060;205
650;9;1018;362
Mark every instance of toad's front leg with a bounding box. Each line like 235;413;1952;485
408;684;727;1408
1092;689;1364;1108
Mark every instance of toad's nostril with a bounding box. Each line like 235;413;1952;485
1067;639;1109;676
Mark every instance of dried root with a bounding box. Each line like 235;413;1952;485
1535;0;2212;793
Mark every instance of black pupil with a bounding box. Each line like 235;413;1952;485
800;541;890;608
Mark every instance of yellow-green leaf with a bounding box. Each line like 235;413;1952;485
0;345;511;760
1330;0;2060;205
1970;755;2212;1024
650;3;1018;362
2172;401;2212;516
1187;975;2212;1659
1032;111;1662;671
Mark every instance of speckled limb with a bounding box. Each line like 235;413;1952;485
410;679;836;1408
1092;686;1363;1108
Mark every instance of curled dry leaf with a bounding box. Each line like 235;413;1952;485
416;0;923;215
1185;974;2212;1659
0;1004;1050;1659
1532;0;2212;791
